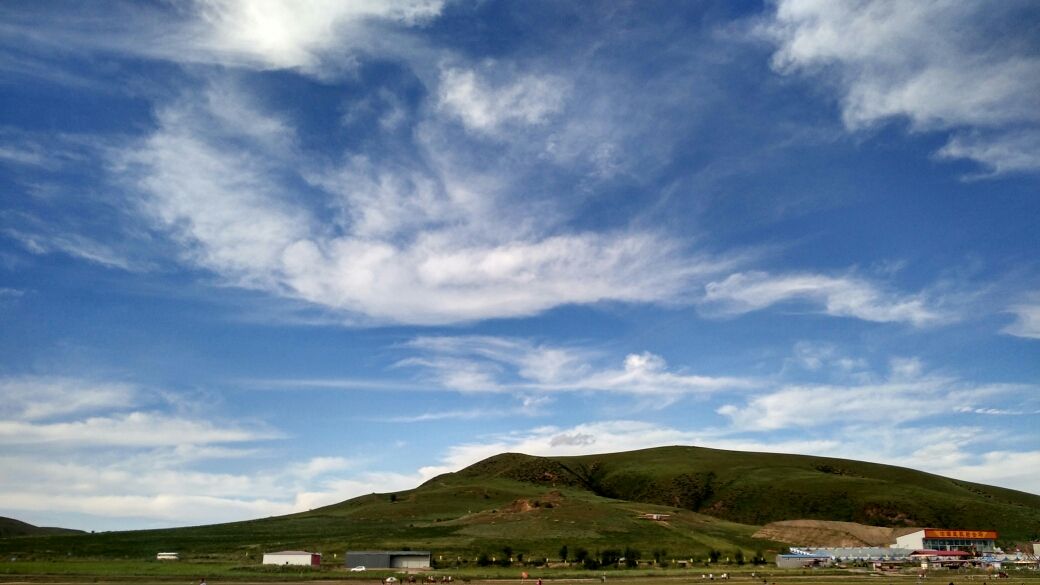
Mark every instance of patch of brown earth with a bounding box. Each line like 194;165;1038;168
505;491;565;513
753;519;916;547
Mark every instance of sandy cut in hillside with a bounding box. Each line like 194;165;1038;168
753;520;918;547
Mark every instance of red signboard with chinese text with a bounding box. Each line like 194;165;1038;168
924;529;998;540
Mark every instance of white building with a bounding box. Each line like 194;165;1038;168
345;551;431;569
156;552;179;561
894;529;999;553
262;551;322;566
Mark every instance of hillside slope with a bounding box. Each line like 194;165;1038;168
0;478;774;561
446;446;1040;540
0;517;84;538
751;520;913;547
1;445;1038;561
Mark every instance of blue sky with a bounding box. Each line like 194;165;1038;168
1;0;1039;531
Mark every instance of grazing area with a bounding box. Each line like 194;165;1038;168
0;446;1038;583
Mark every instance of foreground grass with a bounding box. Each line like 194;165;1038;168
1;561;1039;584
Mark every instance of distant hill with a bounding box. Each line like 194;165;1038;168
451;447;1040;540
0;446;1037;561
0;516;84;538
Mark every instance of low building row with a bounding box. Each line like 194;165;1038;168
778;528;1040;570
261;550;432;568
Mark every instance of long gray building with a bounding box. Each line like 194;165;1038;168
345;550;431;569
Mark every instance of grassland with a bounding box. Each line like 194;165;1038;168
1;446;1038;581
455;447;1040;539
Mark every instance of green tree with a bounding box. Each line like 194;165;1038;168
477;553;491;567
600;549;622;567
574;548;589;564
623;547;640;568
559;545;569;562
708;549;721;563
734;549;745;565
652;549;667;565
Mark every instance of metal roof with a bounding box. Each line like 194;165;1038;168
346;551;431;555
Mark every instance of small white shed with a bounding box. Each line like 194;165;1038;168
156;552;179;561
262;551;322;566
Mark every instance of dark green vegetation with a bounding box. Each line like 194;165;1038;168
464;447;1040;540
1;446;1038;571
0;517;83;538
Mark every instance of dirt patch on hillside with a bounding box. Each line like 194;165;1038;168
506;491;564;513
753;519;915;547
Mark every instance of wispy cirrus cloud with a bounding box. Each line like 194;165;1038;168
1003;301;1040;339
401;335;757;398
438;65;569;135
4;227;141;271
114;80;735;325
0;375;280;448
716;357;1037;431
700;270;947;325
0;374;412;527
0;0;444;76
0;376;136;421
763;0;1040;176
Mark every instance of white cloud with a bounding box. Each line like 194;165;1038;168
0;1;444;75
438;66;569;134
0;374;423;528
0;377;136;421
117;82;733;325
0;412;278;448
185;0;443;71
785;341;868;375
701;271;945;325
716;359;1029;431
1003;301;1040;339
401;336;757;398
4;228;140;271
765;0;1040;175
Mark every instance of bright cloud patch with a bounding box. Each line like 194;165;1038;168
701;271;944;325
438;66;568;134
401;335;757;397
0;375;415;528
118;83;729;325
716;358;1033;431
766;0;1040;175
188;0;444;71
1003;301;1040;339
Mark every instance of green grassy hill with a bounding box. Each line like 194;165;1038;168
454;447;1040;539
1;445;1037;564
0;516;84;538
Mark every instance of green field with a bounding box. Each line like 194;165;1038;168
1;446;1038;581
1;564;1039;585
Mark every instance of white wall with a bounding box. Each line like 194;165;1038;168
263;554;314;566
895;531;924;550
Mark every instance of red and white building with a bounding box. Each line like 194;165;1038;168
894;529;999;553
